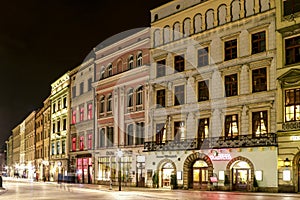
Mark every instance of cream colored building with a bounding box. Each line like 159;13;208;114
146;0;277;192
42;97;51;181
12;126;20;177
276;0;300;193
25;111;36;179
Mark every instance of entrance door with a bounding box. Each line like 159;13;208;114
232;161;251;191
161;163;174;188
192;160;208;190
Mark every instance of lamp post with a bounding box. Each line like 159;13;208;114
117;149;123;191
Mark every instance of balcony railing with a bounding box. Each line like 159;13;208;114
143;133;277;152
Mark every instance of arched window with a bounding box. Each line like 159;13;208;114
231;0;241;21
206;9;214;29
136;86;143;105
245;0;255;17
127;89;134;108
117;60;122;73
136;52;143;67
108;64;113;76
218;4;227;25
128;55;134;69
154;29;161;47
163;26;170;44
194;14;202;33
99;96;105;113
100;66;105;79
183;18;191;37
173;22;180;40
107;94;112;112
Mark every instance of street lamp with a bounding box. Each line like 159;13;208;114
117;149;123;191
284;158;291;167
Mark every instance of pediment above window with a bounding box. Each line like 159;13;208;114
278;69;300;87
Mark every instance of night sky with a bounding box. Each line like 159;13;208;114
0;0;171;149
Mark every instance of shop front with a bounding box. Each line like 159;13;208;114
76;155;93;184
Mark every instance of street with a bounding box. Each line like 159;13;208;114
1;179;300;200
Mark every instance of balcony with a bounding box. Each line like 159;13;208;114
143;133;277;152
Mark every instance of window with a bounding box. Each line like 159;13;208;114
72;110;76;124
63;97;67;108
174;121;185;142
72;86;76;98
80;82;84;95
225;114;239;139
174;55;185;72
80;106;84;122
100;96;105;113
87;103;93;120
285;88;300;121
100;67;106;79
107;127;114;147
57;141;60;154
137;52;143;67
252;68;267;93
72;137;76;151
198;80;209;101
224;39;237;61
198;118;209;141
252;111;268;137
128;89;133;108
135;122;144;145
128;55;134;69
127;124;134;146
198;47;209;67
108;64;113;76
57;99;61;111
225;74;238;97
52;103;56;113
63;118;67;130
107;94;112;112
284;0;300;16
156;123;166;144
174;85;185;105
285;36;300;65
156;59;166;78
136;86;143;105
51;143;55;155
80;136;84;150
62;140;65;154
57;120;60;132
52;123;56;133
157;89;166;108
88;134;92;150
88;78;92;91
252;31;266;54
100;128;105;148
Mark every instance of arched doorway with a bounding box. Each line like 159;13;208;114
157;159;176;188
226;156;254;191
183;152;213;190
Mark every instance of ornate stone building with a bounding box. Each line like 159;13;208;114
146;0;277;192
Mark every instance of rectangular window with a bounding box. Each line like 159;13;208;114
52;103;56;113
127;124;134;146
100;128;105;148
51;143;55;155
80;136;84;151
52;123;56;133
57;121;61;132
174;121;185;142
252;111;268;137
100;97;105;113
56;141;60;154
174;85;185;105
72;86;76;98
135;122;144;145
252;31;266;54
156;123;166;144
63;97;67;108
72;137;76;151
87;103;93;120
107;127;114;147
88;78;92;91
62;140;65;154
80;82;84;95
285;88;300;121
285;36;300;65
88;134;92;150
198;80;209;101
225;114;239;139
224;39;237;61
72;110;76;124
174;55;185;73
63;118;67;131
80;106;84;122
284;0;300;16
57;99;61;111
198;118;209;141
225;74;238;97
156;59;166;78
198;47;209;67
156;89;166;108
252;68;267;93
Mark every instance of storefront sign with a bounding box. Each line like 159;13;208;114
156;155;177;159
209;154;232;161
283;121;300;131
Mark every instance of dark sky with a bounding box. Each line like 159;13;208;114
0;0;171;149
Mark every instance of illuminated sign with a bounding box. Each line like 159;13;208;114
209;153;232;161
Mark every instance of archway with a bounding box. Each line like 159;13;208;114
293;152;300;192
226;156;254;191
156;159;177;188
183;152;213;189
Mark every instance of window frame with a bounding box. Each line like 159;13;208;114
174;85;185;106
285;36;300;65
252;67;267;93
285;88;300;122
225;74;238;97
156;59;166;78
174;55;185;73
198;47;209;67
224;114;239;139
224;39;237;61
198;80;209;101
252;31;266;54
156;89;166;108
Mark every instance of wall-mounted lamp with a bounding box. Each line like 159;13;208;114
284;158;291;167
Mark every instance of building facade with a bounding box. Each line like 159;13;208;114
146;0;277;192
5;136;13;177
93;28;150;187
12;124;20;177
25;111;36;179
42;97;51;181
276;0;300;193
69;57;95;184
